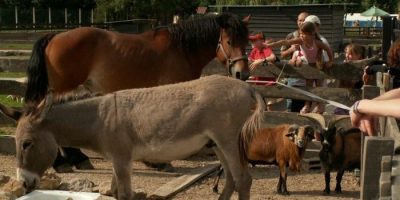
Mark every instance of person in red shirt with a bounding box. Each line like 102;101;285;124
248;31;276;71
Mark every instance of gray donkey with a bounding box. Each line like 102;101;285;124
15;75;265;200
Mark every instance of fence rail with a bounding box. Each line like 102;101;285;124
344;27;383;39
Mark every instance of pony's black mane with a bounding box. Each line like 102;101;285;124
168;13;248;53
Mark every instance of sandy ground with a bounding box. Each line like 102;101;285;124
0;151;360;200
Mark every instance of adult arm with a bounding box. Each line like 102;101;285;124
356;98;400;118
280;45;297;59
373;88;400;100
265;38;302;48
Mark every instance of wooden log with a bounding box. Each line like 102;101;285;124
0;112;17;126
202;57;378;81
0;79;26;96
252;85;361;106
149;162;220;200
249;57;377;80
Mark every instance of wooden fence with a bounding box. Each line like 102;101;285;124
0;56;399;198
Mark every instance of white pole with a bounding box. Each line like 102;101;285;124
91;9;94;25
32;7;36;28
15;6;18;29
79;8;81;25
65;8;67;27
48;7;52;26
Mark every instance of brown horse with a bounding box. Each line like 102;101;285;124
17;13;250;172
16;75;265;200
25;13;250;103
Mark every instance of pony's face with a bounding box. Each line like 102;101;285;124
15;116;58;192
216;15;250;81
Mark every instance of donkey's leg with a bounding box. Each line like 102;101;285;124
218;145;252;200
112;160;132;200
213;147;235;200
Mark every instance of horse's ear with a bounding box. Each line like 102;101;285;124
242;15;251;25
0;103;22;121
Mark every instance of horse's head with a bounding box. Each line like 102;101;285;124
15;94;57;192
216;14;250;81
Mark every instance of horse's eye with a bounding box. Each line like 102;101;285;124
227;41;231;46
22;140;33;150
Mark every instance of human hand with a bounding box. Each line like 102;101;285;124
363;66;371;84
249;59;264;71
350;109;376;136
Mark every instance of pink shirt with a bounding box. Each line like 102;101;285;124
300;41;318;64
248;47;273;61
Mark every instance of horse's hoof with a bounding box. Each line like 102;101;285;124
133;189;147;200
75;160;95;170
335;188;342;194
54;163;74;173
159;163;175;172
143;162;175;172
323;189;330;195
212;186;219;194
281;191;290;196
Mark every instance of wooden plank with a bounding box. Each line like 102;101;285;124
261;111;353;132
201;57;378;81
0;79;26;95
149;162;220;199
385;117;400;150
0;112;17;126
252;85;361;106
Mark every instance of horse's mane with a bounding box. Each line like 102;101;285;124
23;87;102;116
167;13;248;52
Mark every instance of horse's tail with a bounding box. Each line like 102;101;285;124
239;89;265;166
24;33;57;103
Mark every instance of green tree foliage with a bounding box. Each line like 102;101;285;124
95;0;214;24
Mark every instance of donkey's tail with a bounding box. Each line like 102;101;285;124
24;33;57;103
239;89;265;166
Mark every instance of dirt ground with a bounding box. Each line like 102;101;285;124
0;151;360;200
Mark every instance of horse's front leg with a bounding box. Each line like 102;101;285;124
112;160;132;200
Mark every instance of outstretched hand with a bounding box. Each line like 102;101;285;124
249;59;264;71
350;109;376;136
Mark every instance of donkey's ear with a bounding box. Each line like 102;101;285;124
33;91;54;122
0;103;22;121
242;15;251;25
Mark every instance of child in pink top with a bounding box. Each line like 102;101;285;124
266;22;334;113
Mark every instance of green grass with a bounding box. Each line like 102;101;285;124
0;72;25;78
0;94;23;108
0;130;7;135
0;43;33;50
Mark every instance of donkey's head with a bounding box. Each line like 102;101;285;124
15;94;57;192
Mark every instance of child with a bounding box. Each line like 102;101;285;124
266;22;334;114
334;43;365;115
248;31;276;71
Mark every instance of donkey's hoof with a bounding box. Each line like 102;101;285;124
54;163;74;173
75;160;95;170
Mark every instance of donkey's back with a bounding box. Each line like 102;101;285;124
94;75;260;162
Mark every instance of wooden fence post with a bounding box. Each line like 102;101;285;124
361;137;394;200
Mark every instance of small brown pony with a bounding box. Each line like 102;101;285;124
25;13;250;103
15;75;265;200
